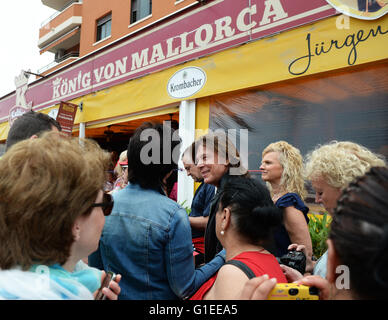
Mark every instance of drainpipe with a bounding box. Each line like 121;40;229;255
177;99;196;207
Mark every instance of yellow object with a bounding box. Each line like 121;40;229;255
0;122;9;142
38;14;388;129
267;283;319;300
308;213;332;225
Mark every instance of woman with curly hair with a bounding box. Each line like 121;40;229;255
259;141;313;269
240;166;388;300
305;141;386;215
283;140;387;280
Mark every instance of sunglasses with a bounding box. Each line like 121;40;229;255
91;193;114;216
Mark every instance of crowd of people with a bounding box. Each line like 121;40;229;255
0;110;387;300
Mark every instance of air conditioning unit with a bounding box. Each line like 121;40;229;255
54;49;66;63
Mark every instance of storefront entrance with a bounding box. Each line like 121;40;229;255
72;111;179;153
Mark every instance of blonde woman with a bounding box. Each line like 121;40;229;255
284;140;386;280
305;141;386;215
240;167;388;300
111;150;128;193
259;141;313;270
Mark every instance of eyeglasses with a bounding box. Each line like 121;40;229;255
91;193;114;216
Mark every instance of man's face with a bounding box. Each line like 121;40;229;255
195;145;229;187
182;155;203;182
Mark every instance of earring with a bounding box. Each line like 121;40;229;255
74;227;81;241
220;230;225;236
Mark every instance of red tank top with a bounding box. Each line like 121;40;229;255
190;251;287;300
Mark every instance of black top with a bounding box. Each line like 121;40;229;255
189;182;216;239
203;174;230;263
203;174;257;262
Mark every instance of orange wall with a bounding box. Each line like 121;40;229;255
40;3;83;38
79;0;198;57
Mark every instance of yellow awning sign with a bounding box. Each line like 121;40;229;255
287;22;388;76
51;14;388;126
326;0;388;20
0;122;9;142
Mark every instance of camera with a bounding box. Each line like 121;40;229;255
277;249;306;274
267;283;319;300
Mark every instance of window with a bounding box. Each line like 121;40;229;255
130;0;152;24
96;13;112;42
208;62;388;197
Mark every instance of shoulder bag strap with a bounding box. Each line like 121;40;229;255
224;260;256;279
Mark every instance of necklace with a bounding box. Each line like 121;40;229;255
272;191;285;202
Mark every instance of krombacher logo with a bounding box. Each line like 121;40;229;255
167;67;206;99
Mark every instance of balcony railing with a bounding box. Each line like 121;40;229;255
40;0;82;28
37;52;79;74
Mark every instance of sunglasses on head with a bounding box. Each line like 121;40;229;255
91;193;114;216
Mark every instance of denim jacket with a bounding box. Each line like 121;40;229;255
89;183;225;300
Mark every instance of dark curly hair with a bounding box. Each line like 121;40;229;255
330;166;388;299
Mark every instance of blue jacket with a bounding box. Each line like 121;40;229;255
89;183;225;300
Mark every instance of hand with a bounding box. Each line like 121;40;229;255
280;264;303;283
288;243;306;252
287;243;314;274
239;274;277;300
96;271;122;300
295;275;332;300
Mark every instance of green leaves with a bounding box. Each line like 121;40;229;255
178;200;191;215
308;212;331;259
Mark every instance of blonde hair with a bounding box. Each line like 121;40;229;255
305;141;386;190
0;131;110;270
262;141;307;199
114;150;128;176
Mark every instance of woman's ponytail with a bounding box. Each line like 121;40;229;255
219;176;283;244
